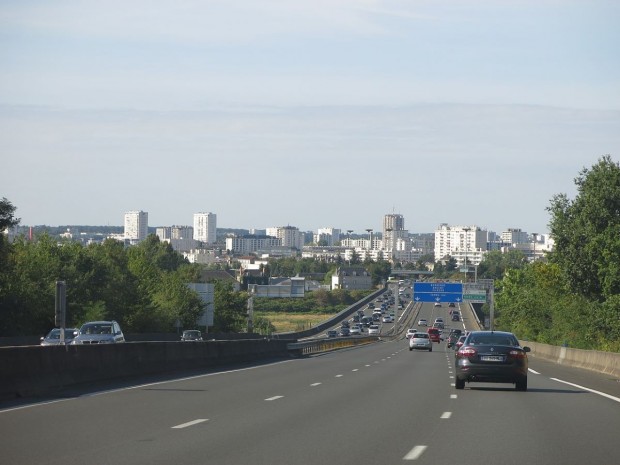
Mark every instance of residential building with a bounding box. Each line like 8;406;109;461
266;226;304;250
331;266;372;290
314;227;341;246
226;234;282;255
156;225;196;252
183;249;227;266
383;213;406;250
501;228;529;245
124;210;148;243
434;224;487;267
193;212;217;244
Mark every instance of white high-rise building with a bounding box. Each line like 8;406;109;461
383;213;408;252
434;223;487;266
315;227;341;246
193;212;217;244
501;228;529;245
156;226;196;252
266;226;304;250
124;210;148;243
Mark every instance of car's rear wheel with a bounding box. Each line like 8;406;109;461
409;347;413;351
429;347;432;352
515;377;528;391
455;378;465;389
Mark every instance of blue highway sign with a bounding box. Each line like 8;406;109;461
413;282;463;303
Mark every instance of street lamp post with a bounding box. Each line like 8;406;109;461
462;227;470;281
385;227;393;265
531;232;538;262
346;230;353;264
366;228;373;253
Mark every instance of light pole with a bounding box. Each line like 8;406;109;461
385;227;393;265
365;228;373;253
346;230;353;264
531;232;538;262
462;227;470;282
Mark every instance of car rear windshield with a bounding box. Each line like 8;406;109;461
81;324;113;335
469;335;518;345
414;333;429;339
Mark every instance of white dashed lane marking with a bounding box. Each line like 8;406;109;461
172;419;208;429
404;445;427;460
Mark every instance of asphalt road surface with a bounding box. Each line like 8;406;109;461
2;304;620;465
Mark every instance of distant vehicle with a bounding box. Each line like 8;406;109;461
326;330;339;338
433;322;444;330
447;333;460;348
406;328;418;339
71;321;125;344
382;315;394;323
368;325;380;335
434;318;444;324
339;327;350;337
451;312;460;321
372;313;381;322
454;335;467;352
448;302;456;308
418;319;428;326
434;302;441;307
427;327;441;343
409;332;432;352
181;330;203;341
40;328;78;346
349;325;362;336
455;331;530;391
361;316;373;327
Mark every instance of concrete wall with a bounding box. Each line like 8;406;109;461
522;340;620;379
0;339;291;401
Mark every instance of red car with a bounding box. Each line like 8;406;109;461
427;327;441;343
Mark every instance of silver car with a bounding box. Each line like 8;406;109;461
71;320;125;344
181;330;203;341
40;328;78;346
409;332;433;352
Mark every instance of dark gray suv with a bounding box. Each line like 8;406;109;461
71;320;125;344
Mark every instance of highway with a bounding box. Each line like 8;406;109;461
2;302;620;465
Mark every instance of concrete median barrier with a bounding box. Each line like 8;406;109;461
0;339;292;401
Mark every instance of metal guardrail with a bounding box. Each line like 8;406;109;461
287;336;378;356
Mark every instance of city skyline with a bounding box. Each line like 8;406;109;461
2;2;618;234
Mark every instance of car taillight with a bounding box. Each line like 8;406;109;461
457;347;477;358
509;350;526;359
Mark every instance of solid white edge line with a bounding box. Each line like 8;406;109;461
172;419;208;429
529;368;541;374
2;358;300;413
441;412;452;419
550;378;620;403
404;445;428;460
310;383;321;387
265;396;284;401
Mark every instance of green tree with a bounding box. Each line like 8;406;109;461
547;155;620;301
477;250;528;281
212;280;248;332
0;197;20;233
366;260;391;286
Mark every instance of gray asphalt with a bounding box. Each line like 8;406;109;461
2;302;619;465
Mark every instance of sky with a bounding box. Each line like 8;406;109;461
1;0;619;235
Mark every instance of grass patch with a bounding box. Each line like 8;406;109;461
256;311;338;333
